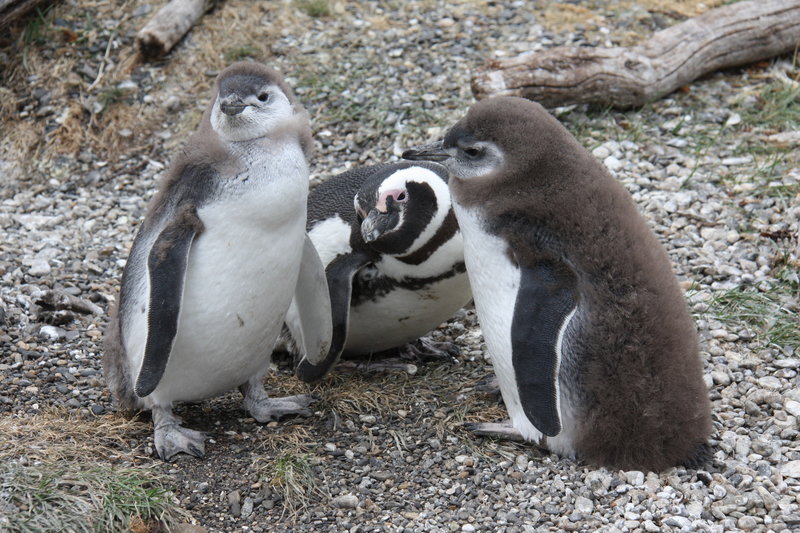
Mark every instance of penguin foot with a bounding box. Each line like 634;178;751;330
464;421;526;442
152;407;207;460
246;394;318;423
154;424;207;460
338;359;418;375
399;337;460;363
474;375;501;396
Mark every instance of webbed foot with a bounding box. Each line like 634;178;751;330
152;406;207;460
464;420;526;442
399;337;460;363
240;378;317;423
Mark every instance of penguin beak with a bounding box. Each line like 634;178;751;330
219;96;247;116
402;141;450;162
361;209;398;243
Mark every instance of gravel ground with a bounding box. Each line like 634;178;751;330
1;1;799;532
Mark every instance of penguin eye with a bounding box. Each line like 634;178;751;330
396;192;407;202
258;92;269;102
462;146;483;159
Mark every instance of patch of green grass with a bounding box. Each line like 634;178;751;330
0;462;188;533
223;44;261;63
707;284;799;349
295;0;331;18
97;87;126;109
740;81;800;131
260;451;325;517
22;7;52;46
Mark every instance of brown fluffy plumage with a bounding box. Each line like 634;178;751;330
422;96;711;471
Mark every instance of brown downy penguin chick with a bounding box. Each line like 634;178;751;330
103;62;332;461
404;96;711;471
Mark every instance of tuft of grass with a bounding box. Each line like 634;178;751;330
740;81;800;131
294;0;331;18
256;451;326;518
223;44;261;63
0;462;189;533
97;87;126;110
22;7;53;46
707;285;799;349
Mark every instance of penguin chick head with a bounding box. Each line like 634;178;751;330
355;163;450;256
209;62;300;142
403;96;582;187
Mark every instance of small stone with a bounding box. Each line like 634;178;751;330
711;370;731;386
240;497;253;519
39;326;66;341
118;128;133;138
779;460;800;478
625;471;645;486
737;516;757;530
592;146;610;159
663;516;692;529
90;404;104;416
784;399;800;417
574;495;593;514
164;95;181;112
643;520;660;532
358;414;377;424
227;490;241;517
461;525;475;532
28;259;51;276
757;376;782;390
604;155;622;171
332;494;358;509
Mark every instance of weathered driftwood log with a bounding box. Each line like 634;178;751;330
136;0;212;59
472;0;800;108
0;0;60;31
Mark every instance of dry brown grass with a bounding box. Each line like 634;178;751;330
0;0;729;182
0;407;151;464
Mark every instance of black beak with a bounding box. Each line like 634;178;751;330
362;208;401;244
402;140;450;162
220;97;246;116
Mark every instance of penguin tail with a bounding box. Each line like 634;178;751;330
682;441;714;470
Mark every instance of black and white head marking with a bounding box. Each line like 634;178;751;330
354;165;453;260
210;72;295;142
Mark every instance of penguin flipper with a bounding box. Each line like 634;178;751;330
286;235;334;366
512;260;577;437
135;204;204;397
295;251;370;382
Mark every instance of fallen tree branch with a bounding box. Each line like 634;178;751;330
136;0;213;60
471;0;800;108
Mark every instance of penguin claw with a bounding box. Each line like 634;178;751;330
399;338;460;363
246;394;318;423
154;424;207;461
464;421;526;442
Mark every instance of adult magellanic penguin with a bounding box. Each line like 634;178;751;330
404;96;711;471
103;62;332;461
293;161;472;383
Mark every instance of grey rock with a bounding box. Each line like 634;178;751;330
332;494;359;509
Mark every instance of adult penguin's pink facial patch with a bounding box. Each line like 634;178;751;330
375;188;407;213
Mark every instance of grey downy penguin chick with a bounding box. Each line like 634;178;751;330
103;62;332;461
293;161;472;382
404;96;711;471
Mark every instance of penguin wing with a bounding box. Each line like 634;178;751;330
512;260;577;437
135;204;204;397
285;235;334;365
295;250;371;382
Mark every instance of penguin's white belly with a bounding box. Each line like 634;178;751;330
345;272;471;354
454;205;576;456
147;184;307;404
